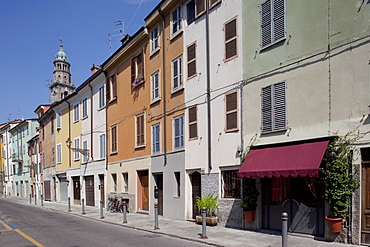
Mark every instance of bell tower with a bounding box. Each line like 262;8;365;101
49;38;75;103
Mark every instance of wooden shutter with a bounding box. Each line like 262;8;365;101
273;0;285;42
187;44;196;78
111;74;117;98
106;77;110;101
273;81;286;130
111;125;117;152
195;0;205;16
261;85;272;132
137;115;144;146
261;0;272;47
226;92;237;131
188;106;197;139
225;19;237;60
131;57;136;83
209;0;221;8
137;53;143;77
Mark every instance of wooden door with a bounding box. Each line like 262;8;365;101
73;177;81;205
99;175;105;206
191;172;201;219
139;170;149;211
85;176;95;206
361;148;370;244
44;180;51;201
155;174;163;215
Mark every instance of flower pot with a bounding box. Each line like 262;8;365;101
243;210;256;222
195;215;218;226
325;216;343;233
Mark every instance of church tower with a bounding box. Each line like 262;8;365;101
49;39;75;103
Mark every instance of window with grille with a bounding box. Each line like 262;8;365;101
222;170;241;198
261;81;286;133
136;114;145;147
225;18;237;61
260;0;285;48
172;56;182;91
188;106;197;139
111;125;117;153
187;43;196;78
225;92;238;131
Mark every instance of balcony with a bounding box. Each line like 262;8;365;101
12;153;23;162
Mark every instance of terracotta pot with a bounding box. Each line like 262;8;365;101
243;210;256;222
325;216;343;233
195;216;218;226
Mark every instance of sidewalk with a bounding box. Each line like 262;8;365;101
1;196;361;247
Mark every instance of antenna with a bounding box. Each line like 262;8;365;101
105;34;113;55
113;19;124;39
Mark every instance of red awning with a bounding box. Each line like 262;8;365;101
238;140;329;178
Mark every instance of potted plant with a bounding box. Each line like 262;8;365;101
324;133;359;233
239;178;259;222
195;193;219;226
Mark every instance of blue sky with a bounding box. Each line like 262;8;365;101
0;0;159;124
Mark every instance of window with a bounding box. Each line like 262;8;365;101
261;81;286;133
174;172;180;197
82;98;88;119
222;170;241;198
51;116;54;135
188;105;197;139
122;173;128;193
51;147;55;166
209;0;221;9
136;114;145;147
172;56;182;91
195;0;205;17
111;125;117;153
56;112;61;129
187;43;196;78
82;140;88;163
152;124;160;154
131;52;144;86
98;86;105;109
112;173;117;193
26;125;29;135
107;74;117;101
73;103;79;122
99;133;106;159
151;71;160;102
56;143;62;164
41;124;44;140
151;26;159;53
171;6;182;36
74;137;80;161
225;18;237;61
174;116;184;150
186;1;195;25
260;0;285;48
225;91;238;131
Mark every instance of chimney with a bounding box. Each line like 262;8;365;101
91;64;100;74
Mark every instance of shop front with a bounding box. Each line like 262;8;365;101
239;139;328;236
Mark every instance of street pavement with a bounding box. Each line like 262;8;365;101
0;196;363;247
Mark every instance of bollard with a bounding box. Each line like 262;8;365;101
29;194;32;204
82;198;86;214
100;200;104;219
200;207;208;239
35;195;37;205
122;201;127;223
41;195;44;206
68;197;72;212
281;212;288;247
154;202;159;229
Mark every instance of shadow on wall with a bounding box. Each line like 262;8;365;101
218;198;243;229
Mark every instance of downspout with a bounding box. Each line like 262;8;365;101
158;8;167;166
103;71;108;170
88;83;94;161
205;0;212;172
66;99;72;168
5;126;9;195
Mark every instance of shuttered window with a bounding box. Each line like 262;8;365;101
187;43;196;78
225;18;237;61
209;0;221;9
152;124;160;154
136;114;145;147
111;125;117;153
56;143;62;164
174;116;184;149
260;0;285;48
56;112;61;129
195;0;205;17
109;74;117;100
188;106;197;139
225;92;238;131
99;134;106;159
261;81;286;133
74;137;80;161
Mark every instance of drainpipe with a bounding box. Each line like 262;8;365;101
205;0;212;172
65;99;72;168
88;83;94;161
158;8;167;166
103;71;108;170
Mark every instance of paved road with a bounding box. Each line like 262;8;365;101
0;199;208;247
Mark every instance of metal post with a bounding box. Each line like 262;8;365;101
82;198;86;214
29;194;31;204
41;195;44;206
200;207;208;239
282;212;288;247
35;195;37;205
100;200;104;219
122;201;127;223
154;202;159;229
68;197;72;212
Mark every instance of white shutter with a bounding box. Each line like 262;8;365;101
261;85;272;132
273;0;285;42
273;81;286;130
261;0;272;47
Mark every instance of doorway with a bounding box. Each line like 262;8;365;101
99;175;105;207
154;174;163;215
138;170;149;211
72;176;81;205
85;176;95;206
361;147;370;244
191;172;201;219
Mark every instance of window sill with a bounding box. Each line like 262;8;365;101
150;98;161;105
150;48;160;57
171;87;184;95
170;30;183;41
187;74;197;81
135;144;146;149
173;147;184;152
108;97;117;104
110;151;118;155
224;54;238;63
188;137;198;141
225;128;239;133
97;106;105;111
260;37;286;51
82;116;88;120
261;128;287;135
73;120;79;123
